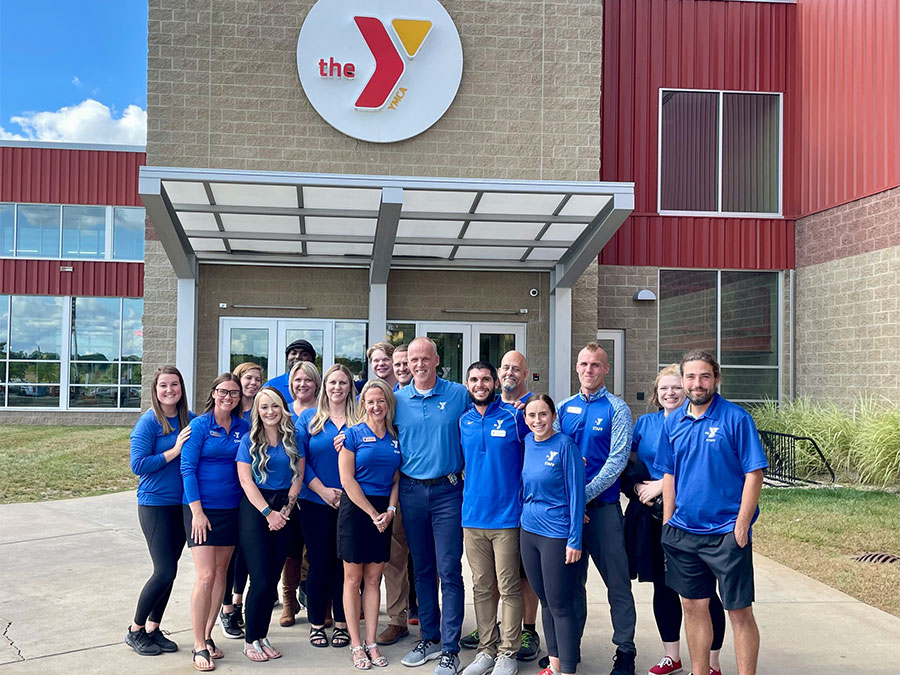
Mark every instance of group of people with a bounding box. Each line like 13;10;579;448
126;335;767;675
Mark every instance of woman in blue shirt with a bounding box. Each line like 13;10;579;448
623;366;725;675
279;359;321;628
337;380;402;669
234;361;262;423
520;394;584;675
180;373;250;672
296;363;358;649
236;387;305;662
125;366;195;657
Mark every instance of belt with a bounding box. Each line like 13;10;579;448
401;472;463;486
585;498;614;511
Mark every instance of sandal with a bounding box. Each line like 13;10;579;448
331;626;351;648
192;648;215;672
260;638;282;659
309;626;329;648
205;638;224;659
242;640;269;662
351;644;372;670
366;643;388;667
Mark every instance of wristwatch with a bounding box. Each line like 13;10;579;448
261;506;272;516
387;505;397;513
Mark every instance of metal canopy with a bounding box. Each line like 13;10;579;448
139;166;634;289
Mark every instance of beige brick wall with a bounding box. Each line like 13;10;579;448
795;245;900;406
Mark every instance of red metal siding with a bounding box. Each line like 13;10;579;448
600;0;798;269
0;147;146;206
798;0;900;215
0;260;143;297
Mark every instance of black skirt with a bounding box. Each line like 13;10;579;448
183;504;239;548
337;492;393;564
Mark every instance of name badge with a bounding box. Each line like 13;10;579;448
362;436;377;443
566;406;583;414
209;430;222;437
490;429;507;438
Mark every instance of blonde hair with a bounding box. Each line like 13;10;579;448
309;364;358;435
289;360;321;401
232;361;262;380
248;388;302;485
651;364;682;409
366;341;395;361
358;379;398;439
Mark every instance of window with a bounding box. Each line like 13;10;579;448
0;203;145;261
659;90;781;216
334;322;367;383
659;270;780;403
0;295;142;410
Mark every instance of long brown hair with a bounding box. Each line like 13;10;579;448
150;365;190;435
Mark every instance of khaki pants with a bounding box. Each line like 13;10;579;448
383;506;410;626
464;527;522;655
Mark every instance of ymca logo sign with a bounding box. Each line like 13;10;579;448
297;0;464;143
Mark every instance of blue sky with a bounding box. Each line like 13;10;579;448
0;1;148;144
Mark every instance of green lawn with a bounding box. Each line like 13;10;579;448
755;487;900;616
0;425;136;503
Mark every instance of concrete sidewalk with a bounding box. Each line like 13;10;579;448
0;492;897;673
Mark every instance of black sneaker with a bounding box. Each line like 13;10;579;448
146;628;178;653
538;655;550;669
459;628;480;650
219;608;244;639
125;627;162;656
516;628;540;661
610;648;636;675
233;603;245;629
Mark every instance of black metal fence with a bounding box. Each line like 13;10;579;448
758;430;836;486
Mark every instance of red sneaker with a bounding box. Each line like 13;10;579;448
649;656;683;675
537;668;556;675
709;669;722;675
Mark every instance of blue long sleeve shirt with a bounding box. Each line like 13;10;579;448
180;411;249;509
459;399;528;529
632;410;667;481
556;387;633;504
131;409;197;506
521;432;585;550
295;407;344;505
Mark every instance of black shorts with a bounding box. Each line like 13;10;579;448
183;505;239;548
661;524;755;610
337;492;393;564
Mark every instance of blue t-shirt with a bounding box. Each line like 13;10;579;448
521;432;585;550
236;435;295;490
632;410;667;481
459;399;528;529
262;372;292;405
342;422;402;496
654;394;769;535
296;407;344;505
394;378;470;480
130;409;197;506
181;411;250;509
556;387;633;504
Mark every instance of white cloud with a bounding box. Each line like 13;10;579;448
72;75;81;86
0;99;146;145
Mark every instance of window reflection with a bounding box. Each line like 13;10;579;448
0;205;13;256
114;207;145;260
230;328;269;379
122;299;143;361
9;296;64;358
16;205;60;257
658;271;717;364
62;206;106;258
335;322;367;383
72;297;120;361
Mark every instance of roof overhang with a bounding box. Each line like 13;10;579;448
139;167;634;290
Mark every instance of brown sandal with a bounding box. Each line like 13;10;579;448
192;648;215;672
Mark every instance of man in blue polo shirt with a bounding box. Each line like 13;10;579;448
262;339;316;403
655;350;767;675
459;361;528;675
556;342;636;675
395;337;470;675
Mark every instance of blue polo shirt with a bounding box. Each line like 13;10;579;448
342;422;402;496
295;407;344;505
131;409;197;506
394;377;470;480
632;410;667;480
262;372;292;405
521;432;585;550
556;387;633;504
459;399;528;529
236;435;295;490
181;411;250;509
654;394;769;535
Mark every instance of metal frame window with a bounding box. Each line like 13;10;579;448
0;203;145;261
0;294;142;411
657;269;782;404
657;89;784;218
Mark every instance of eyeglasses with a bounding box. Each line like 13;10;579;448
214;388;241;398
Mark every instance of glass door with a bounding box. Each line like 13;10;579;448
474;324;526;365
412;321;527;383
595;329;625;398
219;318;336;381
421;323;469;384
278;320;332;376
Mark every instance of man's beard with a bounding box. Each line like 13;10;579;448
469;390;496;405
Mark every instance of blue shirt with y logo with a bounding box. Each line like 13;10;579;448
180;411;249;509
459;399;529;529
342;422;402;496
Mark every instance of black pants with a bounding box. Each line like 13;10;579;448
520;529;581;673
239;493;291;642
134;505;185;626
224;547;249;602
299;499;346;625
652;575;726;649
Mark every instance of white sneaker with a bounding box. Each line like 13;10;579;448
462;652;495;675
493;653;518;675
